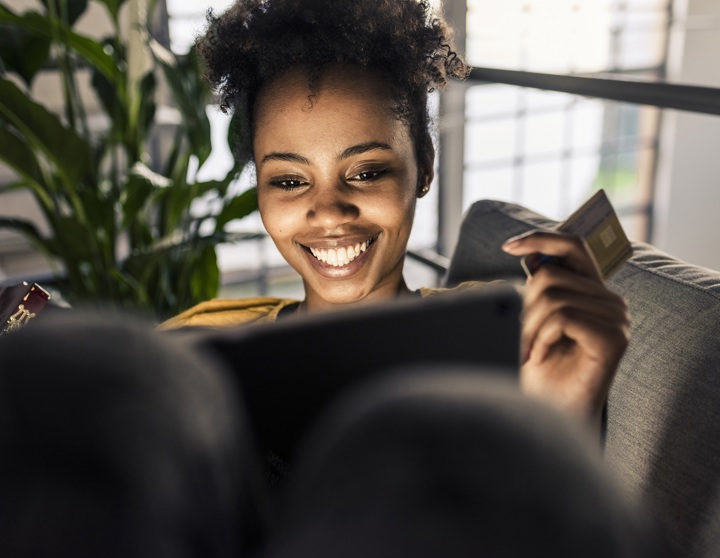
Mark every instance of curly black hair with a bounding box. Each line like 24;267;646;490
196;0;471;167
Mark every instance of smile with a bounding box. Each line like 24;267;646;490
306;236;377;267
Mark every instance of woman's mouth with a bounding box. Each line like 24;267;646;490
300;235;378;274
307;237;376;267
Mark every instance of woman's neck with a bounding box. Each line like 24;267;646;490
299;279;413;315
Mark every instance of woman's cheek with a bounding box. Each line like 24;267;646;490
265;204;299;239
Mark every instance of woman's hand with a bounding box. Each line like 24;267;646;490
502;230;630;432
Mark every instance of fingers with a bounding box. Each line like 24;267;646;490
524;303;630;367
502;229;603;282
503;228;630;404
521;263;626;314
521;308;630;419
510;242;630;365
521;288;630;362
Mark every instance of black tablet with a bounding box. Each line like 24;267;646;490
192;282;523;457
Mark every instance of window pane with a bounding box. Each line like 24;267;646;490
166;0;234;54
466;0;667;73
465;118;517;166
461;0;668;242
523;111;567;157
462;88;657;237
463;168;516;213
465;85;520;119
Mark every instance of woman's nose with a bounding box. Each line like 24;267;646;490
306;185;359;229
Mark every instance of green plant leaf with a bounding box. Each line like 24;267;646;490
0;126;46;191
158;153;193;234
122;162;173;229
215;186;258;231
188;244;219;306
39;0;88;26
76;187;116;242
0;23;51;87
89;38;128;130
0;1;253;320
94;0;126;24
148;39;212;166
0;217;50;252
124;232;218;313
0;181;29;196
128;70;156;155
129;161;174;188
127;230;226;262
51;216;95;260
0;8;119;84
49;214;112;298
61;24;118;82
0;77;91;187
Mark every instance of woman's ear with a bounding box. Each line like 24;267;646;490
417;140;435;198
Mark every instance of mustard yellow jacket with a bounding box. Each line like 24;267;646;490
158;281;491;331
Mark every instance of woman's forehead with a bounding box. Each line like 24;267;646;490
255;64;398;122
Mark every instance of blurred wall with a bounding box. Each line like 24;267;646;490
654;0;720;271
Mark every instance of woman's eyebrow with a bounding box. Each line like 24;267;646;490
339;142;393;160
260;152;310;165
260;142;393;166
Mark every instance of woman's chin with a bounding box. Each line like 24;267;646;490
306;286;375;310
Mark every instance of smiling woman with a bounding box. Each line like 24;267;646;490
159;0;466;321
254;65;429;311
159;0;630;441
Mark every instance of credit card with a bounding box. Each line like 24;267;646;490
521;189;633;279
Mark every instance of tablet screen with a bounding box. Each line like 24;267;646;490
194;283;522;457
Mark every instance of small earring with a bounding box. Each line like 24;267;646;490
418;183;430;197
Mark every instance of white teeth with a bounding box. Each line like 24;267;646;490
309;238;373;267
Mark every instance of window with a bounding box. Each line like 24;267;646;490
458;0;671;242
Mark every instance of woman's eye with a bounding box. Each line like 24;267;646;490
349;169;387;182
270;178;308;190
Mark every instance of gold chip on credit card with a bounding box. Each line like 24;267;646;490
521;189;633;279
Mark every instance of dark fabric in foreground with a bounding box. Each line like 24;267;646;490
0;311;268;558
263;368;664;558
0;309;664;557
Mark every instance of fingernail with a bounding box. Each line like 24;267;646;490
503;230;533;248
501;238;519;251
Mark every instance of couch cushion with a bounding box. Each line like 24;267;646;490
445;199;720;558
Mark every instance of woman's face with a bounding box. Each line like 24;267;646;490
253;65;432;312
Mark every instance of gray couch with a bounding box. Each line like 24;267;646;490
445;199;720;558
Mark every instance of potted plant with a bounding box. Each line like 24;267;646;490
0;0;259;321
